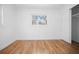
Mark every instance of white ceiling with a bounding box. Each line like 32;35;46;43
15;4;76;9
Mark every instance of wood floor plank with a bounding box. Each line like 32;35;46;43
0;40;79;54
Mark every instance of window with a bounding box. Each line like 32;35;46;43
32;15;47;25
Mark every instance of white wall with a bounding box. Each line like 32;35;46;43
0;5;16;50
62;8;71;43
16;8;63;40
16;5;72;43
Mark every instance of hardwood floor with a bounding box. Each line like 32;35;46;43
0;40;79;54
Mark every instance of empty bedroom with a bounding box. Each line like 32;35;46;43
0;4;79;54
